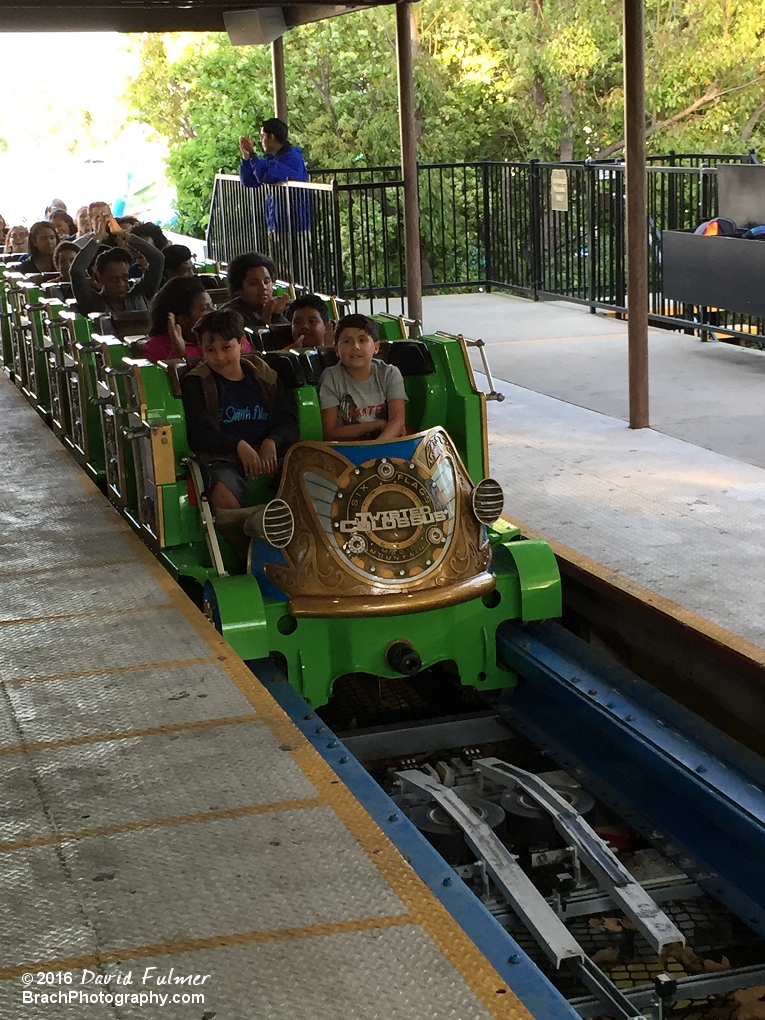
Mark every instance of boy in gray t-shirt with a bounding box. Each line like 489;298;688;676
318;314;408;441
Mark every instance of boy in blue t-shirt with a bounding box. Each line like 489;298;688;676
181;308;298;512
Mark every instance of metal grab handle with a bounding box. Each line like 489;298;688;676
91;396;115;406
377;311;422;338
462;337;505;401
105;364;135;377
436;331;505;401
401;315;422;338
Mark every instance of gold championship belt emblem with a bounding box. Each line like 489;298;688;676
265;428;493;615
330;456;453;581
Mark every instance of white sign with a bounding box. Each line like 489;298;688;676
551;169;569;212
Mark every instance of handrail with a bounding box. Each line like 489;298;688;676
212;172;335;193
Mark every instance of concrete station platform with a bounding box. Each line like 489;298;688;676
0;377;541;1020
423;293;765;655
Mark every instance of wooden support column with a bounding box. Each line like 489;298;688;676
624;0;649;428
271;36;288;122
395;1;423;324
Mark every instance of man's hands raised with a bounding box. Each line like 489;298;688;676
239;136;256;160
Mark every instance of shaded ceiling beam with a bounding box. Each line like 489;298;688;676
0;2;386;33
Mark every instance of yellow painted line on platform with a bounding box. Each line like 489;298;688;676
0;796;323;855
117;528;535;1019
509;515;765;668
0;915;415;982
485;332;628;347
0;713;260;757
2;657;220;687
0;601;171;628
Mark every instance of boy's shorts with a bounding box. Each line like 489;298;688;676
200;458;250;507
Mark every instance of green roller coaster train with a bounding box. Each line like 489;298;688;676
0;263;561;708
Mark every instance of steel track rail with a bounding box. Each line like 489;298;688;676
494;620;765;937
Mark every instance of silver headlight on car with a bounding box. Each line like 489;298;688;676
471;478;505;524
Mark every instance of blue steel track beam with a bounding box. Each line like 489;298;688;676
495;621;765;936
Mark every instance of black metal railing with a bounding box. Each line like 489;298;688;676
207;175;343;295
206;151;764;344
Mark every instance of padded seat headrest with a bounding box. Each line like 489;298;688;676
206;287;230;307
260;323;294;352
317;347;339;371
386;340;435;376
260;350;305;388
95;310;151;341
298;349;327;386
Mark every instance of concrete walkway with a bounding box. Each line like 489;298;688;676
421;293;765;470
417;293;765;650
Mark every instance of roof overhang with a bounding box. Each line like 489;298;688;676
0;1;388;34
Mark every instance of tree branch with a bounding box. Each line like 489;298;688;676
306;65;341;134
595;89;721;158
742;94;765;141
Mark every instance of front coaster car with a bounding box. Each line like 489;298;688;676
204;427;561;707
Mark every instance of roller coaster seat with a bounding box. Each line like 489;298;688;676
259;324;294;351
92;309;151;342
128;331;487;564
298;341;435;386
162;352;307;400
164;344;434;401
205;287;230;307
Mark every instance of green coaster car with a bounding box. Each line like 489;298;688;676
122;335;562;707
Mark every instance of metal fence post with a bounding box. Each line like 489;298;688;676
586;162;597;313
482;159;493;291
331;179;345;298
624;0;650;429
395;1;423;323
529;158;543;300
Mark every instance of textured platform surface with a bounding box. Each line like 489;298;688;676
484;376;765;651
422;292;765;655
423;291;765;470
0;376;526;1019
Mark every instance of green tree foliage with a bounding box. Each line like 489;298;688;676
126;0;765;235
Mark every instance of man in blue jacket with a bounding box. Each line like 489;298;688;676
239;118;310;232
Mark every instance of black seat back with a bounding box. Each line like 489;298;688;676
295;341;434;388
95;309;150;341
259;351;305;388
316;347;339;371
386;340;435;376
298;349;328;385
162;357;201;398
207;287;230;307
260;324;294;351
